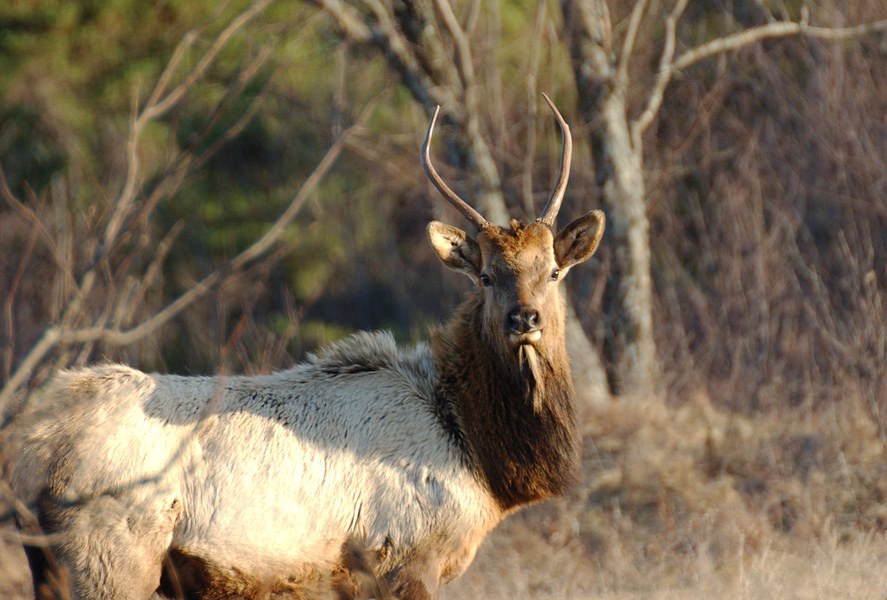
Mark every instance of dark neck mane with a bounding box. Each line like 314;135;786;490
431;291;579;512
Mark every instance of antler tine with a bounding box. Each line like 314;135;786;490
539;93;572;227
422;106;489;230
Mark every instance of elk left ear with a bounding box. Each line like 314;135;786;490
427;221;482;278
554;210;605;268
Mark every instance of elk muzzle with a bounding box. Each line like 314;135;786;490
507;306;543;345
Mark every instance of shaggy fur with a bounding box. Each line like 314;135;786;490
4;212;604;600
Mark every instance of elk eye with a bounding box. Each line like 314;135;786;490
479;274;492;287
550;269;561;281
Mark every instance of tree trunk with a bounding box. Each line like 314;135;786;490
565;298;611;410
598;92;658;398
561;0;660;399
318;0;613;401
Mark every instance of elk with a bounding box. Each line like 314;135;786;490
4;95;604;600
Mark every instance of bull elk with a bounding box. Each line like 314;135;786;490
4;95;604;600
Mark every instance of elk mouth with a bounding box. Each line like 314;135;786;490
509;330;542;346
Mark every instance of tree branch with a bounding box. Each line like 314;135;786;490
316;0;373;42
631;0;689;146
319;0;444;109
615;0;648;96
2;225;38;382
431;0;506;225
433;0;475;94
102;0;273;254
0;168;78;291
522;0;547;216
0;112;364;420
633;10;887;144
674;18;887;72
319;0;507;223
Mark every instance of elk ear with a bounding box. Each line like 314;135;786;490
554;210;605;268
427;221;481;278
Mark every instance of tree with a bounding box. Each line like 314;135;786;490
561;0;887;399
562;0;887;404
0;1;364;420
316;0;617;405
316;0;887;402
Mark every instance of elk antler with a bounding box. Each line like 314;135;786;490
538;93;572;227
422;106;490;230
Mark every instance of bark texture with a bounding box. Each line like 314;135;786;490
561;0;660;398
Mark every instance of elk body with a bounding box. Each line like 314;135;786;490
4;96;604;600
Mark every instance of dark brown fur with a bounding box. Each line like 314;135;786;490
158;537;389;600
431;221;580;512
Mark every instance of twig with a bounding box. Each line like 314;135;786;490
433;0;475;93
141;30;201;118
102;0;274;253
615;0;649;96
2;223;38;382
140;0;274;123
432;0;507;224
121;221;185;328
672;19;887;73
363;0;441;108
0;167;77;291
633;10;887;144
463;0;481;37
523;0;547;216
316;0;373;43
129;67;272;239
631;0;689;146
0;106;371;419
0;480;70;594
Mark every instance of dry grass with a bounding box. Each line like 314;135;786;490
443;524;887;600
442;391;887;600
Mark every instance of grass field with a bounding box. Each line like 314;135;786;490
442;521;887;599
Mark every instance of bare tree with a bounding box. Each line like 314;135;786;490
316;0;509;226
11;1;876;418
0;1;362;422
316;0;616;406
561;0;887;399
316;0;887;404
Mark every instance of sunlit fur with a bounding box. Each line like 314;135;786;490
7;337;499;599
4;212;603;600
432;220;579;512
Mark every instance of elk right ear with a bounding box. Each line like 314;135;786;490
554;210;605;269
427;221;481;279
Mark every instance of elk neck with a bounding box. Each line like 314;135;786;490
430;290;579;513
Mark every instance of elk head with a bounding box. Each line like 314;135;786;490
424;95;604;397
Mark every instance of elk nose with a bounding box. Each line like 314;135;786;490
507;306;541;334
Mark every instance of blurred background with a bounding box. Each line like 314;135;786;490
2;0;887;597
